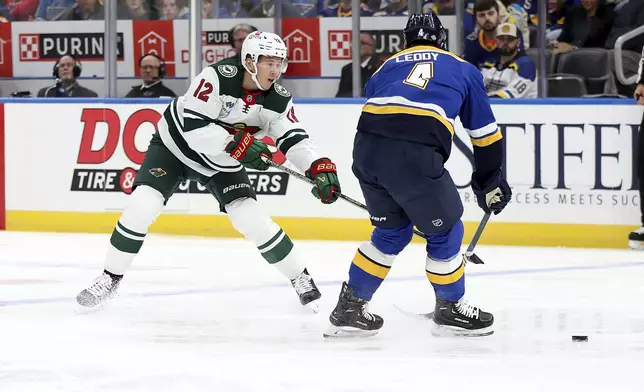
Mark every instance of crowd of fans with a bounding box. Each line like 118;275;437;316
2;0;643;99
335;0;643;98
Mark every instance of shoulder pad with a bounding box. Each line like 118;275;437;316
263;83;292;114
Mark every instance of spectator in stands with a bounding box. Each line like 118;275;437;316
500;0;530;47
202;0;213;18
35;0;75;20
336;32;380;97
118;0;155;19
481;22;537;98
125;53;177;98
37;55;98;98
2;0;38;21
425;0;456;15
290;0;318;17
160;0;189;19
249;0;300;17
373;0;408;16
552;0;615;53
464;0;502;67
605;0;644;53
228;23;257;62
217;0;255;18
59;0;104;20
629;48;644;250
320;0;373;17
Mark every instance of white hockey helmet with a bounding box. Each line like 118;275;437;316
241;31;288;90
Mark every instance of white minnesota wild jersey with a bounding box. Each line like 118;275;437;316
158;57;320;177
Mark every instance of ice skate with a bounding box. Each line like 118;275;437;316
432;298;494;337
290;268;321;312
76;272;122;308
628;227;644;250
324;282;383;338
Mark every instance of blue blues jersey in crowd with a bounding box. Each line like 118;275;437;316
358;45;502;162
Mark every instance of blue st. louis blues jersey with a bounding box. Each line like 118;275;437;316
358;45;502;162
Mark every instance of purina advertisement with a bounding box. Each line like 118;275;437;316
2;102;640;230
0;17;456;78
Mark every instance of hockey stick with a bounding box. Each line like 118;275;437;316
462;212;491;265
262;159;427;238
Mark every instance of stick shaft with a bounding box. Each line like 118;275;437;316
264;160;428;237
465;212;491;254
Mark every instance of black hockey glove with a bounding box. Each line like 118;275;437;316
471;169;512;215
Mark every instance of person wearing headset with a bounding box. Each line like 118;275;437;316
228;23;257;62
125;53;177;98
37;54;98;98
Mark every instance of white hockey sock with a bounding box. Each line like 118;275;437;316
226;197;305;279
105;185;164;275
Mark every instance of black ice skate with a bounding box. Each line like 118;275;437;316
76;272;122;308
290;268;321;312
432;298;494;337
628;227;644;250
323;282;383;338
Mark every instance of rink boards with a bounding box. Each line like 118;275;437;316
0;98;640;248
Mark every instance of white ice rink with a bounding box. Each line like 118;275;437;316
1;231;644;392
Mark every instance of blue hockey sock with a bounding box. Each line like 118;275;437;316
348;225;413;301
424;220;465;302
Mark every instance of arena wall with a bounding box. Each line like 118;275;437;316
0;98;640;249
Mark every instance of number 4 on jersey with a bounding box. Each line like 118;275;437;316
404;62;434;89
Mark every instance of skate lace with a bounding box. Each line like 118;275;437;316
455;301;480;319
292;272;314;294
360;303;375;321
87;274;114;297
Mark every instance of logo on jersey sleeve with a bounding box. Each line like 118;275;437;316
274;83;291;97
218;64;238;78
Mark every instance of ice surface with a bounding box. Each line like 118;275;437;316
1;231;644;392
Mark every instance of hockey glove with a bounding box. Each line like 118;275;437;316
305;158;341;204
225;131;272;171
471;169;512;215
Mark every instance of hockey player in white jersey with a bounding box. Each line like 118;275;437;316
481;23;537;99
76;31;341;312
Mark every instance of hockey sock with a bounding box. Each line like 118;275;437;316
226;197;305;279
425;220;465;302
348;225;413;301
104;185;164;275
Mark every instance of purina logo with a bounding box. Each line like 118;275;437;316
19;33;125;61
328;30;351;60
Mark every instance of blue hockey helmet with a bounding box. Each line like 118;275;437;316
403;12;448;51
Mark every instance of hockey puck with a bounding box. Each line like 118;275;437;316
572;335;588;342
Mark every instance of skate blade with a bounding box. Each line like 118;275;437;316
74;301;108;315
304;298;321;313
323;324;379;339
628;240;644;250
431;323;494;337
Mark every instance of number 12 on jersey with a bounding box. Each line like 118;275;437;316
193;78;213;102
403;62;434;90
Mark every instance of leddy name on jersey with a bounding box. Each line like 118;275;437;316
395;52;440;63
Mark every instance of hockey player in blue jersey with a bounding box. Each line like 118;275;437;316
325;12;511;338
